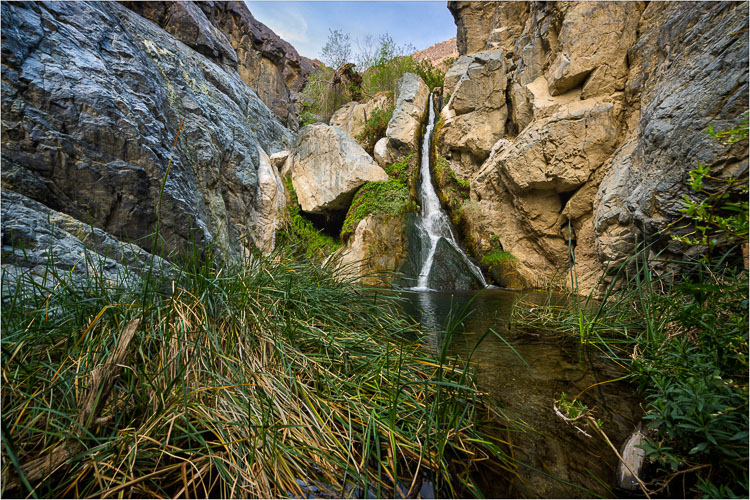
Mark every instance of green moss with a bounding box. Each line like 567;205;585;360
340;176;414;241
385;153;412;184
481;248;517;267
278;176;341;261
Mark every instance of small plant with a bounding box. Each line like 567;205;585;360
480;248;517;267
340;178;415;241
355;102;395;153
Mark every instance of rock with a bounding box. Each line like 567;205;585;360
334;214;411;287
329;93;391;147
443;55;472;94
251;147;286;255
547;2;642;98
425;237;484;291
286;125;388;214
439;50;508;178
122;1;316;129
1;1;292;264
447;1;497;55
594;2;748;269
439;1;748;294
269;150;290;171
616;428;647;492
1;190;172;297
384;73;430;159
373;137;395;169
122;1;238;69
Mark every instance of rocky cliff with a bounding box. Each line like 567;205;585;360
121;1;318;129
440;1;748;293
1;1;294;279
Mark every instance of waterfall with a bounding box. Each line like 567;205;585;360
412;93;487;291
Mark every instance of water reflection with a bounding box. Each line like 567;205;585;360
400;288;643;498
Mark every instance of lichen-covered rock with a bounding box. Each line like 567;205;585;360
122;1;316;129
286;125;387;214
329;93;391;147
1;1;293;263
1;190;172;296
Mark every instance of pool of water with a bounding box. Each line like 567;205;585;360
398;288;643;498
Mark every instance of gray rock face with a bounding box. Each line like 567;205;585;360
2;1;293;262
121;1;316;129
426;238;485;291
2;190;172;296
287;125;388;214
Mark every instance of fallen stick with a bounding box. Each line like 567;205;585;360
5;318;140;494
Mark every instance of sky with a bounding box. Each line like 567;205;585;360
244;1;457;61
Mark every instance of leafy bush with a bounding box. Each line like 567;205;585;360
355;101;394;154
340;165;416;241
481;248;517;267
277;176;340;260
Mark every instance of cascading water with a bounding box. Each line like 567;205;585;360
412;94;487;290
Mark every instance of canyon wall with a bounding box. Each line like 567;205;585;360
440;1;748;293
1;1;294;280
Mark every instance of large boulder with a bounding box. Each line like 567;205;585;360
334;214;412;287
251;147;286;255
425;238;485;291
1;1;293;263
286;125;388;213
547;2;641;98
438;50;508;179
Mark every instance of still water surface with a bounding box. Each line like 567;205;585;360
399;288;642;498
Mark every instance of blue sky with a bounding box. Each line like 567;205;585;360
244;1;457;60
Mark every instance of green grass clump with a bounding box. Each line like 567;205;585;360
481;248;517;267
277;176;340;261
340;157;417;241
1;246;517;498
355;101;395;154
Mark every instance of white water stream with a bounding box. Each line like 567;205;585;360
413;94;487;290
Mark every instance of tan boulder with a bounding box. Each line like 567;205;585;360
548;2;642;97
333;214;409;287
287;125;387;214
439;50;508;176
329;93;391;146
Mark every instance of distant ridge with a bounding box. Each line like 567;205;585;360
412;37;458;68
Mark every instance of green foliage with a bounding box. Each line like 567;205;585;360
384;153;412;184
320;28;351;69
277;176;340;261
672;117;749;255
480;248;517;267
412;58;446;92
300;66;348;121
355;101;395;153
340;174;415;241
299;111;318;127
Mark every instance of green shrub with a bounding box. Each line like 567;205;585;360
384;153;412;184
355;101;394;153
481;248;517;267
277;176;340;260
